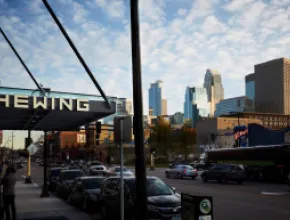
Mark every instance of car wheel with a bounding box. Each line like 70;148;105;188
177;172;183;179
191;176;196;180
165;171;170;178
202;175;208;183
101;204;109;220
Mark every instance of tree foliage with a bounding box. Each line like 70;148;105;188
151;118;172;154
150;118;196;156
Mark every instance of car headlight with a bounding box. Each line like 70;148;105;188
90;195;98;201
148;205;159;211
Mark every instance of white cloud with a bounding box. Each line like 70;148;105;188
224;0;255;12
0;0;290;117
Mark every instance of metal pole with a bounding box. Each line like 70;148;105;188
120;119;124;220
11;131;14;164
41;131;49;197
130;0;148;219
41;0;111;108
25;130;32;183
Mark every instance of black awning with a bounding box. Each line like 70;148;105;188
0;92;116;131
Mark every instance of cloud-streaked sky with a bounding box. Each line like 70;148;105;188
1;0;290;148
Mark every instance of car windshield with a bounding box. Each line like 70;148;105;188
60;171;84;180
127;178;174;197
114;168;129;172
84;178;104;189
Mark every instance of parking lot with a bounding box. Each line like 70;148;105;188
17;163;290;220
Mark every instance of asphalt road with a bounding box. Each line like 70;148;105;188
17;163;290;220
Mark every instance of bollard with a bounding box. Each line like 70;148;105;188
25;154;32;184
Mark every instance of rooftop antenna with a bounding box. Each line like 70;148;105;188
0;27;45;95
42;0;111;108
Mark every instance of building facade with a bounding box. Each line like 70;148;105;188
204;69;224;116
215;96;246;117
149;80;163;116
196;117;263;148
162;99;168;115
254;57;290;114
184;86;209;128
170;112;184;125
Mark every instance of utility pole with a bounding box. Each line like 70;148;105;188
130;0;148;219
11;131;15;163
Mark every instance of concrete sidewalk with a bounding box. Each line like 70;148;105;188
15;181;92;220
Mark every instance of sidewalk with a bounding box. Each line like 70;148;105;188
15;181;92;220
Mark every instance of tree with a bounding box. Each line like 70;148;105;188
151;118;172;154
177;123;196;159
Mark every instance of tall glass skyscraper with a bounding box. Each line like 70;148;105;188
245;73;255;110
184;87;209;128
149;80;163;116
204;69;224;116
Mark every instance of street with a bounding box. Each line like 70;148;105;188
17;163;290;220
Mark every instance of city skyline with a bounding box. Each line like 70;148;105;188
1;0;289;115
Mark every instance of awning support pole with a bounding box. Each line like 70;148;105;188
42;0;111;108
25;130;32;184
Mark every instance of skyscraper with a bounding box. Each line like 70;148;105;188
184;86;209;128
149;80;163;116
162;99;168;115
254;57;290;114
245;73;255;111
204;69;224;116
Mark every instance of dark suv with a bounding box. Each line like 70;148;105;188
201;163;246;184
100;176;181;220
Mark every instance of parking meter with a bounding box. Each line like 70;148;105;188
181;193;213;220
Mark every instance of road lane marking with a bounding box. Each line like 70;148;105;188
167;181;290;200
261;192;290;196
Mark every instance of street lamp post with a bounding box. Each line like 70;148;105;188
11;131;15;163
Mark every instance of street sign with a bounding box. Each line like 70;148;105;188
27;143;39;155
181;193;213;220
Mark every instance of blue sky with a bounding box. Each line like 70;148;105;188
1;0;290;148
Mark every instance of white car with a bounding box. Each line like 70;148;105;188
89;165;107;176
106;167;134;177
84;161;103;173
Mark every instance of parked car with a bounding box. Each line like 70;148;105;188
84;161;103;173
192;162;208;171
68;176;105;212
55;169;85;199
100;176;181;219
88;164;107;176
165;164;198;179
106;166;134;177
200;163;246;184
287;173;290;185
48;167;67;192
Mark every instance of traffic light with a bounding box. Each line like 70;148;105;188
211;133;216;141
96;121;102;134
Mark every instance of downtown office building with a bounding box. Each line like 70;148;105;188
184;86;209;128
